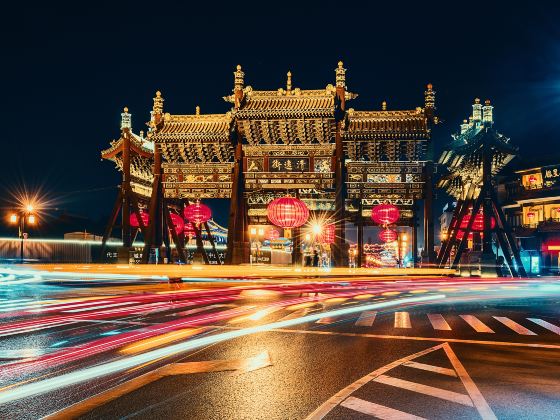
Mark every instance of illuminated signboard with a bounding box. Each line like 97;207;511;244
542;165;560;188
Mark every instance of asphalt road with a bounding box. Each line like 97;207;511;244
0;267;559;419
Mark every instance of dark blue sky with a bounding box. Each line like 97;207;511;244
2;1;560;231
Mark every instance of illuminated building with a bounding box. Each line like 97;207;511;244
101;63;437;266
501;163;560;275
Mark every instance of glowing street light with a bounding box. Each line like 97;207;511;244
6;203;38;263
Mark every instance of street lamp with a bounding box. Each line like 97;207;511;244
8;205;37;263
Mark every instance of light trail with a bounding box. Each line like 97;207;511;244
0;294;445;405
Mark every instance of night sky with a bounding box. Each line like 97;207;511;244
2;2;560;235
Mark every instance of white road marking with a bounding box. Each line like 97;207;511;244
527;318;560;335
427;313;452;331
442;342;497;419
394;311;411;328
403;361;457;377
460;315;494;333
493;317;536;335
341;396;426;420
373;374;473;406
304;344;446;419
355;311;377;327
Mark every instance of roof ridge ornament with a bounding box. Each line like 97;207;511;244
233;64;245;109
335;61;346;88
196;105;201;115
121;107;131;130
286;70;292;92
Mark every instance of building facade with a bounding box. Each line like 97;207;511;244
501;164;560;275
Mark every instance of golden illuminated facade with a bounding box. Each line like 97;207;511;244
102;62;437;265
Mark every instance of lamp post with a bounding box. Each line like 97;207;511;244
9;205;37;263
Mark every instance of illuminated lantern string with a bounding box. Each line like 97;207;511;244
267;196;309;228
169;213;185;234
318;224;336;244
371;203;400;226
183;201;212;227
379;228;398;243
130;211;149;228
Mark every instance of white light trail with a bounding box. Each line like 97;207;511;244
0;294;445;405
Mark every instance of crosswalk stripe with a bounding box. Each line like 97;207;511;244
427;314;452;331
403;361;457;377
373;374;473;406
394;312;411;328
493;317;536;335
527;318;560;335
341;396;426;420
460;315;494;333
354;311;377;327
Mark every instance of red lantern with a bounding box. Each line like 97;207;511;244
130;211;149;228
267;196;309;228
169;213;185;234
456;230;474;241
318;224;336;244
527;212;535;220
265;227;280;240
379;229;398;243
460;210;495;231
184;201;212;226
528;175;537;184
371;203;400;225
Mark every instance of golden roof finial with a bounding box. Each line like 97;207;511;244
195;105;200;115
234;64;245;92
382;101;387;111
153;90;164;115
485;99;491;105
474;98;481;104
287;71;292;91
335;61;346;88
121;106;131;130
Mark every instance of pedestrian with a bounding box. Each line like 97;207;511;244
313;249;319;267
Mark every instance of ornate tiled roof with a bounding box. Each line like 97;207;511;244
151;113;233;143
344;109;429;140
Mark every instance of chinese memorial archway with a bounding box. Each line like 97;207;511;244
267;196;309;229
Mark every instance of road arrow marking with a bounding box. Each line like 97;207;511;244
305;342;496;420
44;351;272;419
341;396;426;420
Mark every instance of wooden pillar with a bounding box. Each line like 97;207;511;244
333;63;347;267
412;201;418;268
423;161;435;264
357;194;364;268
226;137;247;265
122;130;132;249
